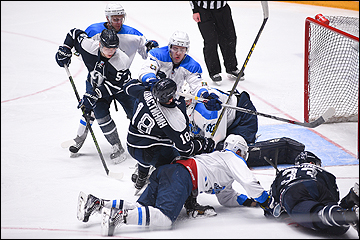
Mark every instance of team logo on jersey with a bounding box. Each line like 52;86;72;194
150;64;157;70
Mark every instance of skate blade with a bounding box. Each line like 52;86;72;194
77;191;88;221
112;154;127;164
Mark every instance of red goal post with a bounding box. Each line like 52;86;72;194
304;15;359;124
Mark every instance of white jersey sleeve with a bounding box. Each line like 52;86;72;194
139;46;209;97
192;89;237;144
195;150;265;206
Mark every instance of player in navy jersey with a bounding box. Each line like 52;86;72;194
55;27;135;163
76;134;269;236
123;78;215;195
262;151;359;236
65;3;159;163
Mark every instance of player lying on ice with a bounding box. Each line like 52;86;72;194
77;134;270;236
262;151;359;236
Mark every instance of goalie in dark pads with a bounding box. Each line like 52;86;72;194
261;151;359;236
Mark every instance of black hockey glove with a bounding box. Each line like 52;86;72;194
195;136;215;153
156;70;166;80
184;195;217;218
145;40;159;53
55;46;72;67
201;91;222;111
77;92;98;116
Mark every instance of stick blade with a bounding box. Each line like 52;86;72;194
108;171;124;180
321;107;336;122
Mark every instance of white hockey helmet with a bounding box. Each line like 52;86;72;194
168;31;190;52
105;3;126;21
224;134;249;161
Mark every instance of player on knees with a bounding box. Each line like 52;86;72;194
65;3;159;162
261;151;359;236
76;134;268;236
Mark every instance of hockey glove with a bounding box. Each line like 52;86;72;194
184;196;217;218
201;92;222;111
77;92;98;116
145;40;159;53
55;46;72;67
259;196;283;218
156;70;166;80
195;136;215;153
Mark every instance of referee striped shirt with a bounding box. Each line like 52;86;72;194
190;1;227;12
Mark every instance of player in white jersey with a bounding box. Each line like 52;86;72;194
67;2;159;163
77;134;270;236
183;82;258;146
138;30;223;112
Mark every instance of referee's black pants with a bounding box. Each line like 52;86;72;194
197;4;238;77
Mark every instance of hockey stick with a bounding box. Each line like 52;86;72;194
179;92;335;128
210;1;269;138
64;65;123;180
263;156;280;174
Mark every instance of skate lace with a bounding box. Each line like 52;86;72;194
110;209;126;227
85;196;101;216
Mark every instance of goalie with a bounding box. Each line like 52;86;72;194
77;134;269;236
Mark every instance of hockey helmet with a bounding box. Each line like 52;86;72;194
100;29;119;48
105;3;126;20
152;78;177;104
224;134;249;161
168;31;190;52
295;151;322;166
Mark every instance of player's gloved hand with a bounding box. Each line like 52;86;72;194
145;40;159;53
156;70;166;80
55;46;72;67
237;194;258;207
184;196;217;218
77;92;98;116
202;137;215;153
144;77;158;90
201;92;222;111
259;195;283;218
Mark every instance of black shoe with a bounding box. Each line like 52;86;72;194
210;73;222;82
227;69;245;80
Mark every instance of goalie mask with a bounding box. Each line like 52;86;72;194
224;134;249;161
295;151;322;167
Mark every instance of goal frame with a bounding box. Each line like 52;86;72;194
304;16;359;123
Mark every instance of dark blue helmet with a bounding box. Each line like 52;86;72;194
152;78;177;103
295;151;322;166
100;29;119;48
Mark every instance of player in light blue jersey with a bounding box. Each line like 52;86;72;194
67;3;159;163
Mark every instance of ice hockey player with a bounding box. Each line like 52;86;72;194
262;151;359;236
123;77;215;195
182;82;258;145
55;28;134;164
65;2;159;163
138;30;222;112
77;134;269;236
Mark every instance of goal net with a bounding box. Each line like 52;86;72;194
304;15;359;123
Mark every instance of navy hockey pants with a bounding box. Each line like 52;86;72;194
281;180;348;235
128;145;180;170
85;81;135;120
137;163;193;222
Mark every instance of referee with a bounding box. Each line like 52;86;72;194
190;1;244;83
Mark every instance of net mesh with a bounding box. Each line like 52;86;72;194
307;16;359;123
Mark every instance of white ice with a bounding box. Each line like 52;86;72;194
1;1;358;239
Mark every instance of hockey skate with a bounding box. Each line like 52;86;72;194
101;207;127;236
110;143;127;164
77;191;104;222
132;164;155;196
69;135;86;157
340;182;359;209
